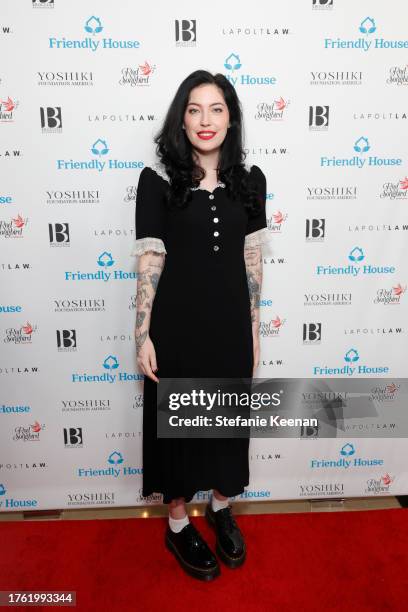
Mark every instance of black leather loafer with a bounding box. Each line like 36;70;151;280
205;503;246;568
165;522;220;581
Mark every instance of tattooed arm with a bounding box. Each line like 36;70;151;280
244;245;263;373
135;250;165;382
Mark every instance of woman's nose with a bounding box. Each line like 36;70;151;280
200;112;211;126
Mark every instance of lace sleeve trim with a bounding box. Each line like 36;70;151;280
130;237;167;256
244;227;273;255
151;161;170;183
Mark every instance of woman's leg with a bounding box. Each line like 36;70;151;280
168;496;187;518
212;489;228;501
212;489;229;511
165;495;220;580
168;497;190;533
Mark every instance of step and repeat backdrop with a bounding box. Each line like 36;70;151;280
1;0;408;512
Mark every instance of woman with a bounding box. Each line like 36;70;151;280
130;70;273;581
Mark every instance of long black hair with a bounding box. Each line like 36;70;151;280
154;69;261;216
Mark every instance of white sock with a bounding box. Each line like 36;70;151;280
168;513;189;533
211;494;229;512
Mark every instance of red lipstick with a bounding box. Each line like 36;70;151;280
197;131;216;140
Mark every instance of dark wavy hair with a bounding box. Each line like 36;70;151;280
153;69;261;216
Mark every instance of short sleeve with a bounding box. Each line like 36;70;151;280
244;165;273;256
130;166;167;257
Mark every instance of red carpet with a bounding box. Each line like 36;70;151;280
1;508;407;612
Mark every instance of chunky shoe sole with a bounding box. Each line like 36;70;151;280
165;534;221;581
205;505;246;569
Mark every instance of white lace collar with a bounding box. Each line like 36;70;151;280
151;160;252;190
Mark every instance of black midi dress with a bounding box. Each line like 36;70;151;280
131;161;271;504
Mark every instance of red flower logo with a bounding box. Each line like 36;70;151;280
1;96;15;112
139;61;152;76
31;421;42;433
22;322;33;335
12;214;26;229
393;283;406;296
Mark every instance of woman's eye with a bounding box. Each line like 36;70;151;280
188;107;223;114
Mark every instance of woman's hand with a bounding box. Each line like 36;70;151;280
252;331;260;376
136;332;159;383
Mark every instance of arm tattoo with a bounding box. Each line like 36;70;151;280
135;251;165;352
244;246;263;325
136;311;146;329
135;330;148;352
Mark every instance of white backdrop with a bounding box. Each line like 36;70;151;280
1;0;408;511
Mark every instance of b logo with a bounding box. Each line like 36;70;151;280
40;107;62;131
309;106;330;129
175;20;197;45
48;222;70;245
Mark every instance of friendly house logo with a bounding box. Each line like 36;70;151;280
0;484;38;510
49;16;141;52
77;452;143;478
311;443;384;468
324;17;408;51
56;139;144;172
320;136;402;168
315;247;396;277
312;348;389;376
64;251;137;283
71;355;144;384
223;53;277;86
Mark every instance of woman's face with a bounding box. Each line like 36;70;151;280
182;83;230;156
